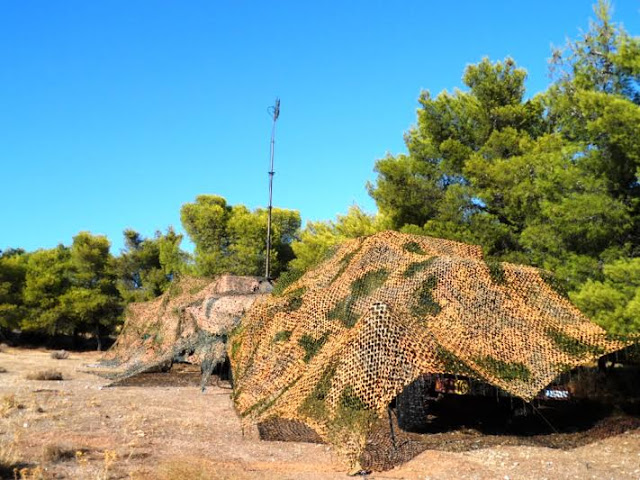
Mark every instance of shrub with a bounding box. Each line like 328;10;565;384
42;444;76;463
26;370;63;381
50;350;69;360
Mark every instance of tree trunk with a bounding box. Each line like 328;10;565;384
95;325;102;351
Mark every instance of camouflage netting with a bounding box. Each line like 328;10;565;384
229;231;634;465
96;275;270;387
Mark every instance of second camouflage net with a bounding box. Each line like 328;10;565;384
96;275;270;388
229;230;633;464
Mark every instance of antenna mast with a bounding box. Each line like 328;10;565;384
265;97;280;280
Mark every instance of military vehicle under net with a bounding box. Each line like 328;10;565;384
94;275;271;389
229;231;636;471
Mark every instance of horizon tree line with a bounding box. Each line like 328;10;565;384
1;1;639;340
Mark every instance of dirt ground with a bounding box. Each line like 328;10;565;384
1;348;640;479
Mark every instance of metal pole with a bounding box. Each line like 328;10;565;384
265;98;280;280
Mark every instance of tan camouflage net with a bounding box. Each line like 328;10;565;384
96;275;270;387
229;231;632;464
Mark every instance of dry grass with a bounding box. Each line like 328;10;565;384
0;412;22;479
97;450;118;480
50;350;69;360
26;370;63;381
5;348;638;480
0;441;19;476
42;444;77;463
1;394;25;418
155;459;248;480
2;349;345;480
13;466;45;480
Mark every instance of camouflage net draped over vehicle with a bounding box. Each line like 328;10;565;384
229;231;632;464
96;275;270;387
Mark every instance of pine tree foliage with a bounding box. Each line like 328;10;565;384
362;1;639;333
180;194;300;277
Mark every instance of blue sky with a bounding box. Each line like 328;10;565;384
1;1;639;254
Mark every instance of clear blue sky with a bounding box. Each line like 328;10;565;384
1;1;639;254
